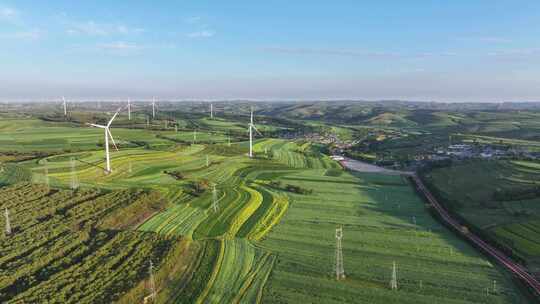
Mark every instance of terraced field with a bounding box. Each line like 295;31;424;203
0;116;530;303
0;118;178;152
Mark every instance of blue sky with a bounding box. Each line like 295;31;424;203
1;1;539;102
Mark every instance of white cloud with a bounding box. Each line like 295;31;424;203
0;6;19;23
0;28;44;40
67;21;145;36
457;36;512;44
260;47;400;58
97;41;141;51
187;30;215;38
487;48;540;57
478;37;512;43
185;16;201;24
260;46;459;59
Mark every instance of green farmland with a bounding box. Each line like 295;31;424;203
0;113;531;303
423;160;540;275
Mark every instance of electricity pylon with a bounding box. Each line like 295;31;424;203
335;227;345;280
70;157;79;190
390;261;398;290
44;161;50;190
149;260;156;301
4;208;11;236
212;184;218;213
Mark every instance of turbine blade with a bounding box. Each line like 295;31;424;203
87;123;106;129
107;107;122;127
252;124;263;136
107;128;119;151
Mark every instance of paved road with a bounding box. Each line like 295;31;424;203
411;175;540;299
340;157;413;176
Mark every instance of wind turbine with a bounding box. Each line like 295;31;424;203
87;108;121;173
210;103;214;119
248;107;262;158
151;97;156;119
62;96;67;117
127;98;131;120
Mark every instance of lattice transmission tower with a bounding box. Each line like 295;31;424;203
335;226;345;280
390;261;398;290
149;260;156;301
212;184;219;213
70;157;79;190
4;208;11;236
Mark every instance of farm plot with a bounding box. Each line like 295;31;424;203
0;183;181;304
260;170;526;304
424;160;540;270
253;139;338;169
196;239;275;304
0;118;176;153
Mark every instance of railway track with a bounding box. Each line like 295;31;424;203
411;174;540;299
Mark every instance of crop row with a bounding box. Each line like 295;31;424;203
0;183;176;303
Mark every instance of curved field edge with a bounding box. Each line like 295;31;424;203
195;239;275;304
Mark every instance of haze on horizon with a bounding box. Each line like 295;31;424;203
1;0;539;102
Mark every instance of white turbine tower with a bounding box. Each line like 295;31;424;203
248;107;262;158
127;98;131;120
152;97;156;119
62;96;67;117
87;108;121;173
210;103;214;119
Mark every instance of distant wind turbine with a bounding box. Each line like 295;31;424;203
127;98;131;120
248;107;262;158
87;108;122;173
152;97;156;119
210;103;213;119
62;96;67;117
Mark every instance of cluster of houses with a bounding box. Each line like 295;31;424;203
427;143;540;161
301;132;361;151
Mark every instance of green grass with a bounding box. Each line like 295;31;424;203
0;112;532;303
424;159;540;272
259;170;525;303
